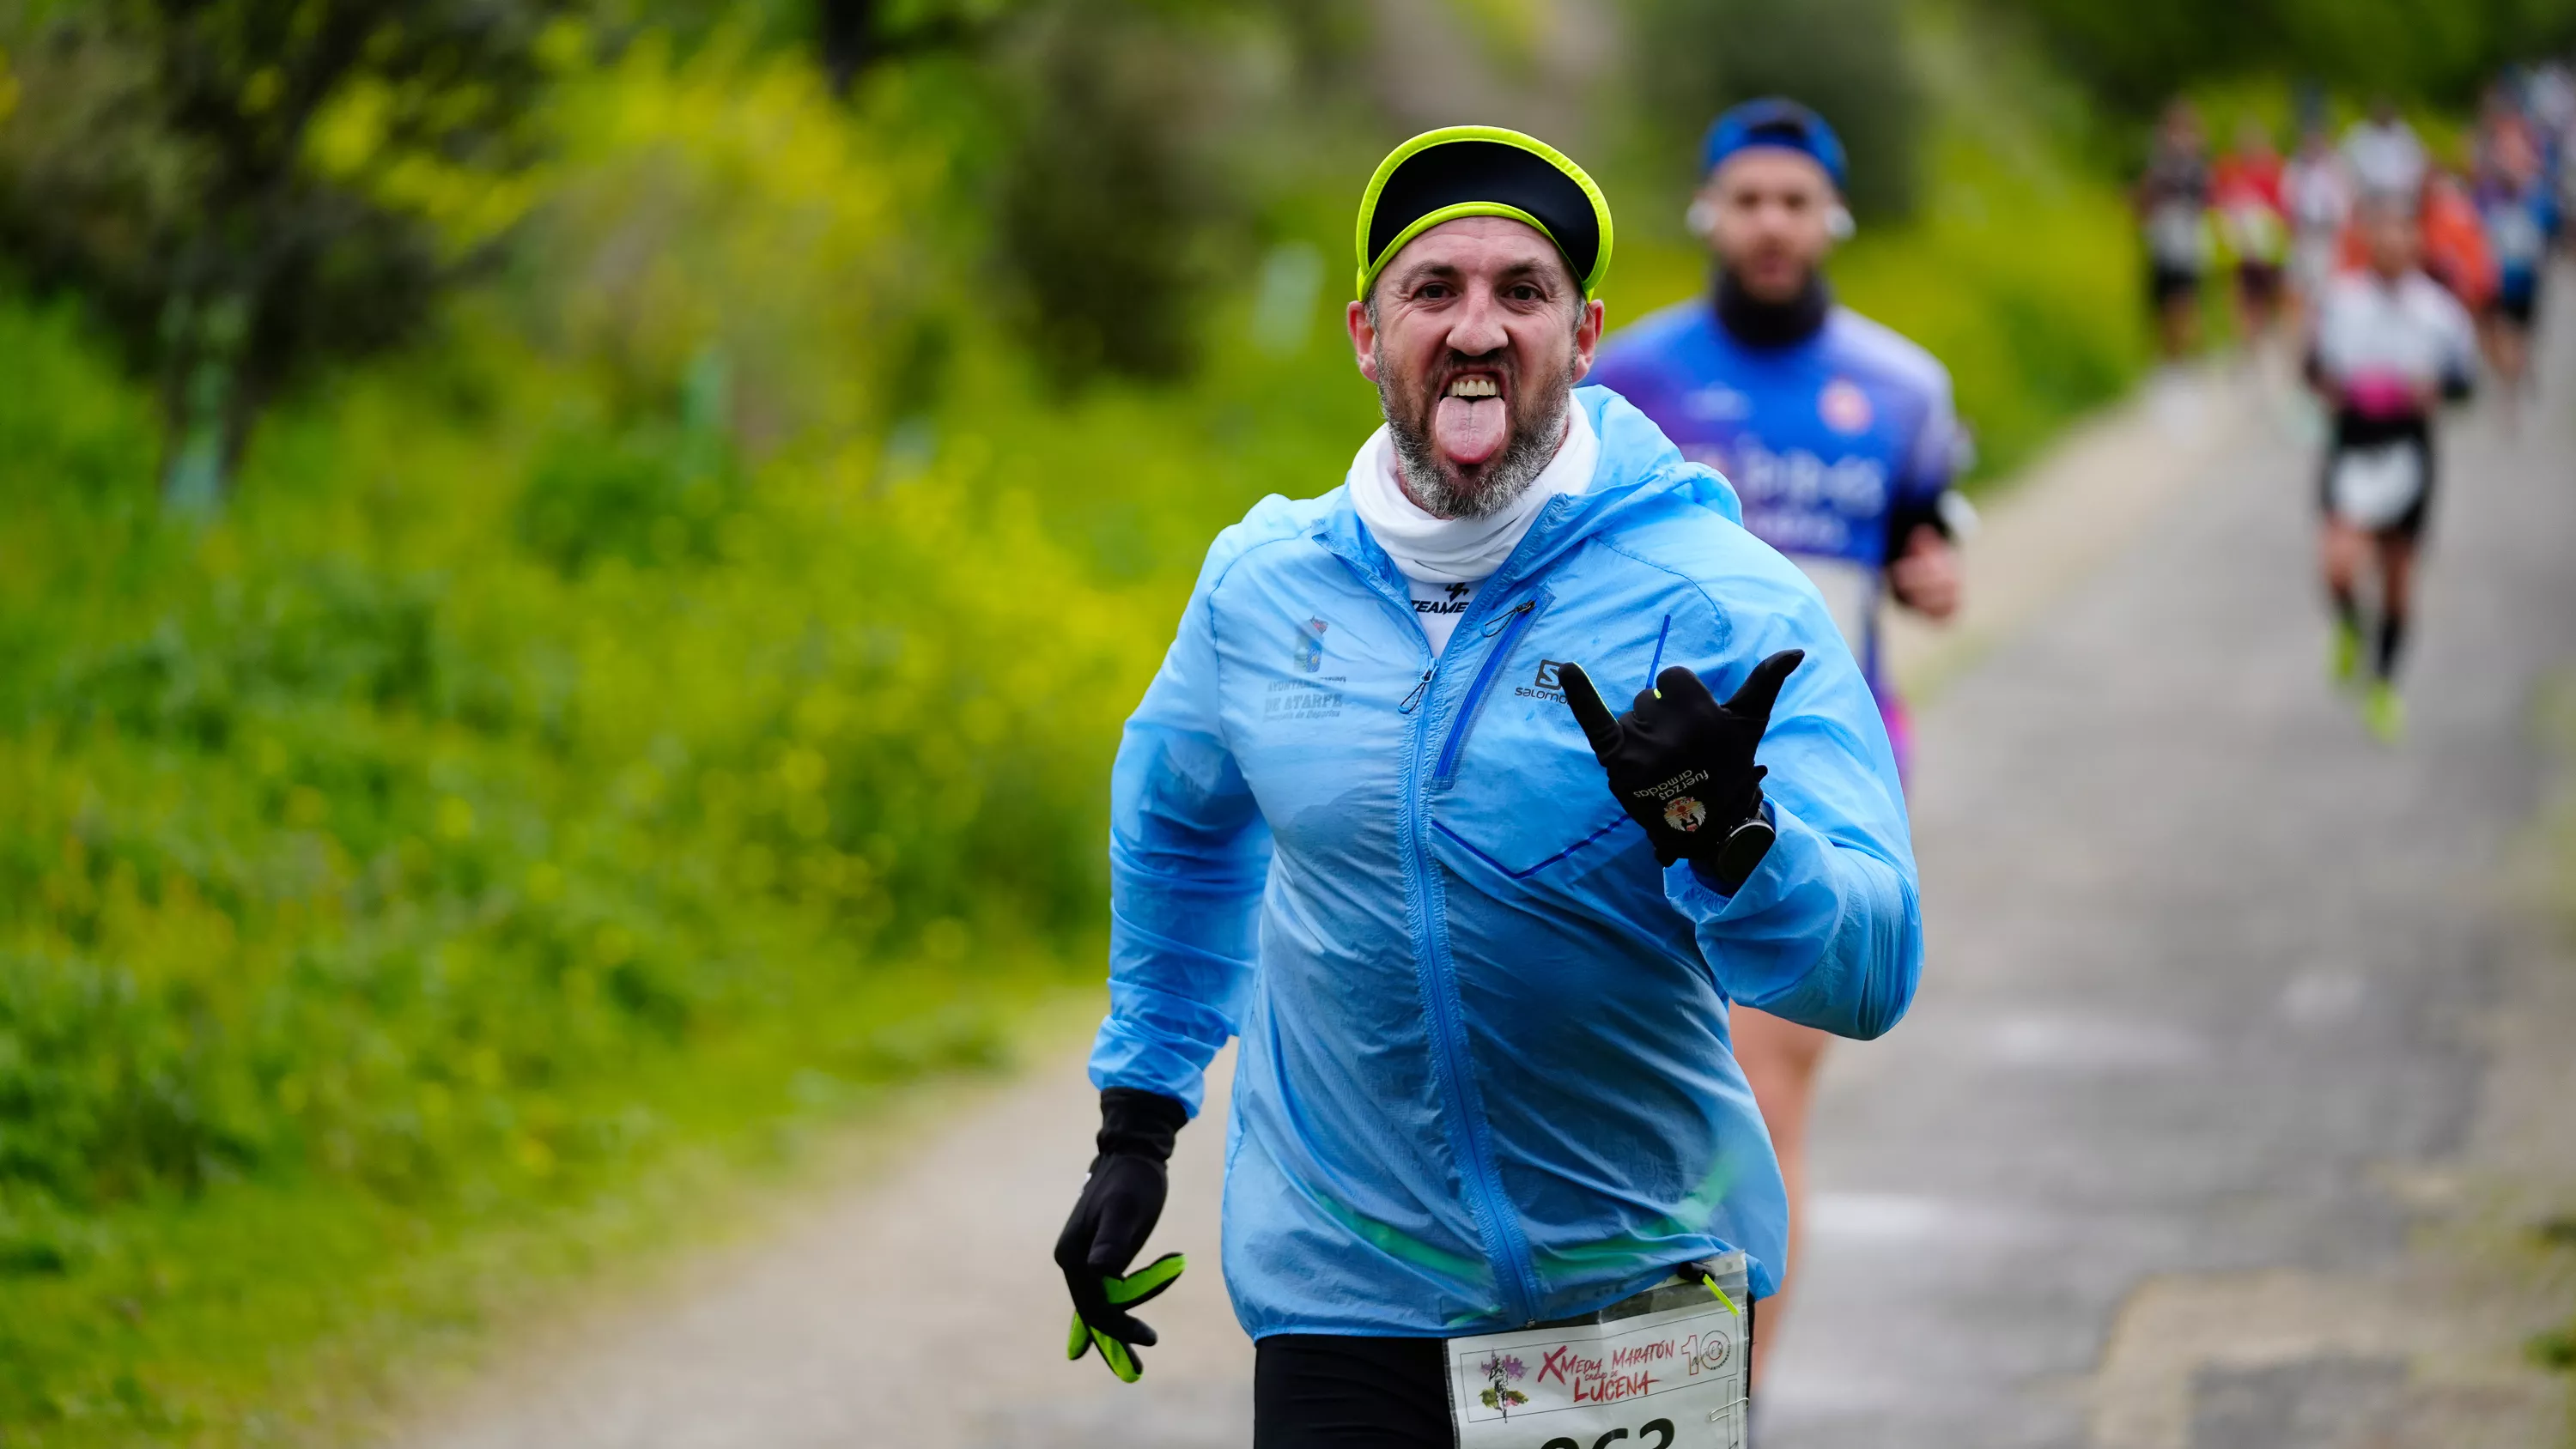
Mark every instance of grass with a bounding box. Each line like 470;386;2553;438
3;968;1098;1447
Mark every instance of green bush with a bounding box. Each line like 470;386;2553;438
0;51;1030;1442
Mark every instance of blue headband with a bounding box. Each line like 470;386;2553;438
1701;99;1848;191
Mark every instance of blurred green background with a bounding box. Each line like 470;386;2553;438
2;0;2571;1442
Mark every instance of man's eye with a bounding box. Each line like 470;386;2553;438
1418;282;1451;300
1509;285;1544;301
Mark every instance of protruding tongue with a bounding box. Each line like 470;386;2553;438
1434;395;1509;466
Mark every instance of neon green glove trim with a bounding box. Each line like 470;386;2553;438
1094;1327;1140;1382
1066;1252;1188;1384
1104;1251;1187;1306
1066;1316;1144;1383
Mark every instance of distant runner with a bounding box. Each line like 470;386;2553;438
2414;172;2501;313
2526;62;2576;244
1589;97;1963;1377
2137;99;2214;361
2342;99;2429;198
2214;119;2292;343
2475;106;2555;396
2333;167;2498;318
2284;113;2354;317
1054;121;1923;1444
2305;193;2478;742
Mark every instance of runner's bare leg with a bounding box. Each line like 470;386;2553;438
1731;1004;1829;1388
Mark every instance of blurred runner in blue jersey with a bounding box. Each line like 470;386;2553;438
2474;102;2555;399
1589;97;1963;1370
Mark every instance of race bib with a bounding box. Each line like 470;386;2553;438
2330;442;2425;531
1449;1256;1750;1449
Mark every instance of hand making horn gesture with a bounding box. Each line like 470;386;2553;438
1558;650;1806;892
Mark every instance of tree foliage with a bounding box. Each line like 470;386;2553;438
987;0;1370;385
0;0;571;504
1977;0;2576;112
1621;0;1927;221
992;0;1219;382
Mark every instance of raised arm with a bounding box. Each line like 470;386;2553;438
1663;634;1922;1040
1564;579;1921;1040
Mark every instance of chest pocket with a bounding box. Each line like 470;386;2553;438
1427;603;1649;884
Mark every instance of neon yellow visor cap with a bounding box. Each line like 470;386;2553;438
1353;124;1614;300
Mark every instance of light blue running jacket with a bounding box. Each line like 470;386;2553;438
1089;386;1922;1338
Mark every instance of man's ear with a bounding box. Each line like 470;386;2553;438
1568;297;1607;383
1346;299;1380;383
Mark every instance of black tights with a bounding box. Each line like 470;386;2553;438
1253;1335;1450;1448
1253;1321;1759;1446
2330;585;2409;682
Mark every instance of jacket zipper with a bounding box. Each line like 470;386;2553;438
1398;668;1434;713
1409;589;1551;1326
1400;682;1545;1328
1327;539;1549;1325
1431;598;1540;783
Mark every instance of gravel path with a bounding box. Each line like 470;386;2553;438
392;330;2576;1449
1767;330;2576;1446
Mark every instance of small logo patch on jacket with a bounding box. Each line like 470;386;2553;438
1516;658;1571;703
1293;616;1328;673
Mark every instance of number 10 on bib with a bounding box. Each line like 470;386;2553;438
1446;1265;1748;1449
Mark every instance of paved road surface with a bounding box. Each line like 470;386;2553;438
394;336;2576;1449
1763;332;2576;1448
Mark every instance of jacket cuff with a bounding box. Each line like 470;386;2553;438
1097;1087;1188;1163
1668;795;1827;923
1684;797;1777;899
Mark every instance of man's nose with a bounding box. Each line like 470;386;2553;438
1443;286;1511;356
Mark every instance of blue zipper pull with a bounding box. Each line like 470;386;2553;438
1479;599;1536;637
1398;667;1434;714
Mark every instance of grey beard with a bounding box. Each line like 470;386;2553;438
1379;373;1573;520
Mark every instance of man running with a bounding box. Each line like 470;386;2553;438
2215;118;2292;344
1587;97;1962;1370
2342;99;2429;198
2475;110;2554;397
2137;98;2214;361
1054;124;1923;1443
2306;192;2477;742
2284;113;2354;318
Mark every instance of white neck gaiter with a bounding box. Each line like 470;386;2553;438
1346;397;1598;586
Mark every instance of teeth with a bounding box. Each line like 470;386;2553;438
1447;377;1498;398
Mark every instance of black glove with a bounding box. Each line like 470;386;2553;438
1559;650;1805;889
1055;1087;1188;1381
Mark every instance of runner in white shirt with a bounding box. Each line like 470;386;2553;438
2283;117;2354;315
2303;192;2478;742
2136;98;2214;361
2342;101;2429;198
